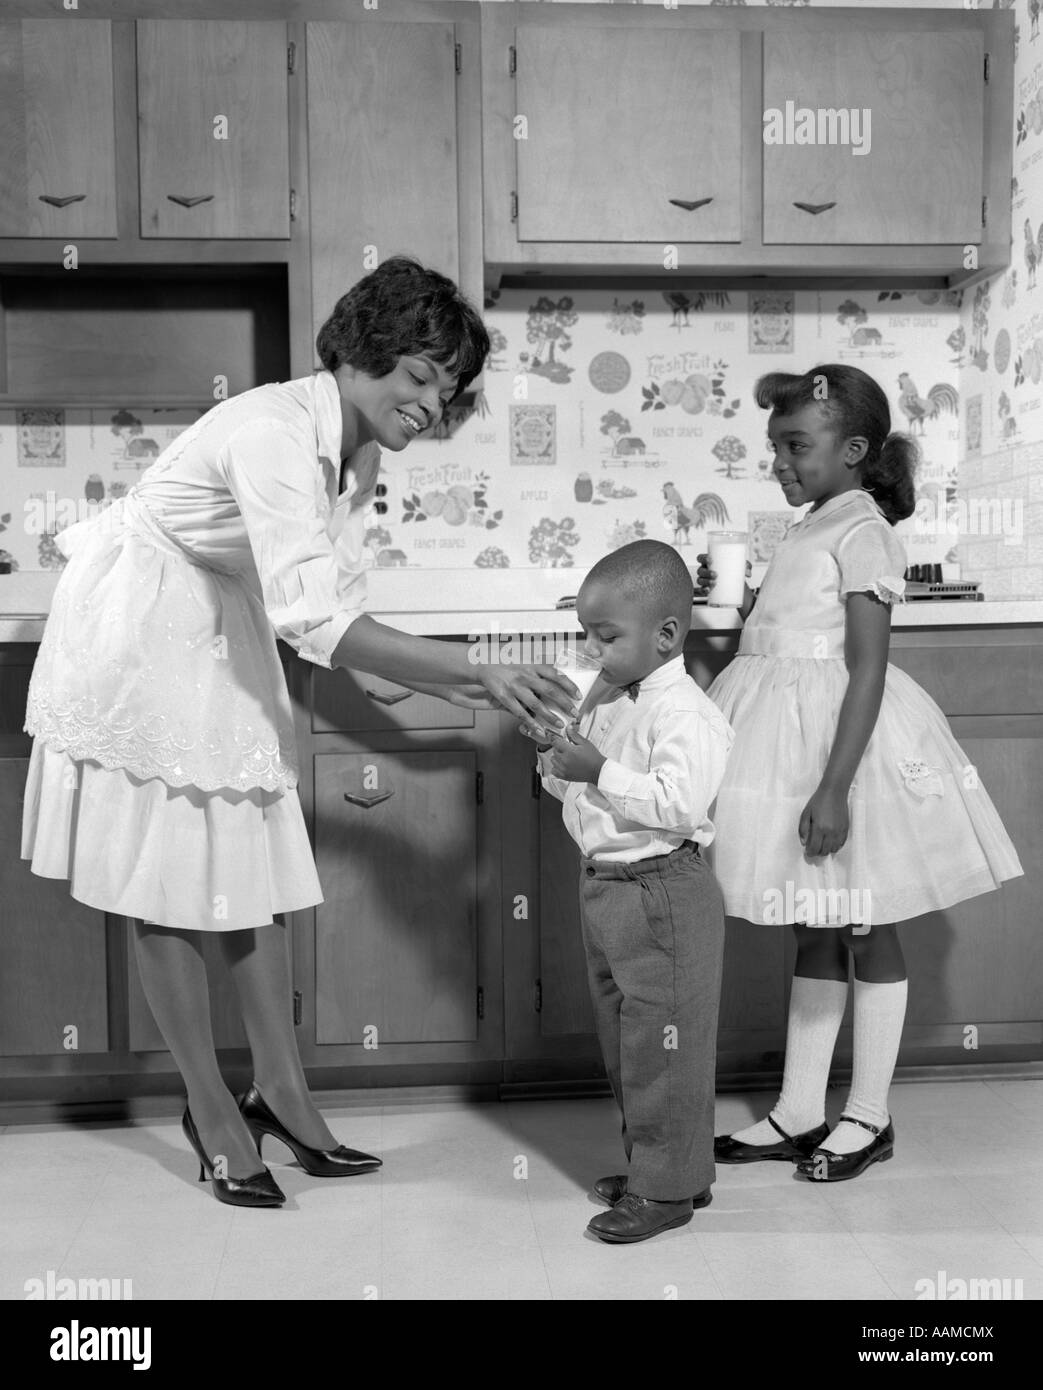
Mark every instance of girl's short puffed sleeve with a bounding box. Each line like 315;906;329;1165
835;517;908;606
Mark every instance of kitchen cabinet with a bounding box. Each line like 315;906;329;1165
0;758;109;1057
313;749;480;1047
305;13;483;359
0;19;117;239
137;20;290;240
1;621;1040;1119
482;2;1013;288
513;26;741;244
762;29;983;246
311;665;472;736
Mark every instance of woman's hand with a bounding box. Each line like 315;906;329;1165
477;662;579;737
798;784;850;858
443;682;506;711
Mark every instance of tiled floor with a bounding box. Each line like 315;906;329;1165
2;1081;1042;1300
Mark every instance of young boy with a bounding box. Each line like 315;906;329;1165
524;540;734;1243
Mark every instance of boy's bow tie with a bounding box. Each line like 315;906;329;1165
622;680;640;702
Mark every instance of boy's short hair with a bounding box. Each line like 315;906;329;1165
316;256;490;404
584;540;693;641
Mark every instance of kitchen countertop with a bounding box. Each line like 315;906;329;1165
1;569;1041;642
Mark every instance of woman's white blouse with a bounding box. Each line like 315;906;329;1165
130;370;380;668
24;372;381;793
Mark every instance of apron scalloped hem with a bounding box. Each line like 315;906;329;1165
20;741;324;932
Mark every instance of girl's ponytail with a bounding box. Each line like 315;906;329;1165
863;433;919;526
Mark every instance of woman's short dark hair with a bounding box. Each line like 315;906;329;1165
316;256;490;403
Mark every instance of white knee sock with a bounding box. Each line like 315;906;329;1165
823;978;908;1156
730;975;848;1146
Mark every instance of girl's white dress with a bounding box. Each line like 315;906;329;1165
21;371;380;931
707;489;1023;926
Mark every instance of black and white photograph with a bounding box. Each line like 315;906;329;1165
0;0;1039;1342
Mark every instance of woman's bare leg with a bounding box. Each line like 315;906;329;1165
217;921;338;1150
132;922;265;1177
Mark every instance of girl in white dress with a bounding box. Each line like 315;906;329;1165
700;364;1023;1182
21;258;578;1206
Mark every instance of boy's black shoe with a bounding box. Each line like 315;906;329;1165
587;1192;694;1243
593;1174;713;1209
714;1116;829;1164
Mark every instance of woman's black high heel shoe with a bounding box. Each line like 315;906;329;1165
181;1108;285;1208
795;1116;895;1182
238;1082;382;1178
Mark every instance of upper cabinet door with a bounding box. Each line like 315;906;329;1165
763;29;985;245
137;21;290;239
514;26;741;243
0;20;117;238
307;21;461;340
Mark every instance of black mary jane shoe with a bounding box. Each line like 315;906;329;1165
238;1083;382;1178
714;1114;830;1164
587;1192;695;1244
593;1174;712;1209
795;1115;895;1183
181;1109;285;1208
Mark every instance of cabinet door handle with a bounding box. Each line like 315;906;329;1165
38;194;86;208
793;201;837;216
166;194;215;208
668;197;713;212
364;687;414;706
343;789;395;809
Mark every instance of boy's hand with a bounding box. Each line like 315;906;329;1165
548;725;606;783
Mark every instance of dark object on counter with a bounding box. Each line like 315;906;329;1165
904;580;982;602
557;592;712;610
905;564;946;584
574;472;593;503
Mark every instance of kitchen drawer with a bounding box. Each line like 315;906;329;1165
311;666;473;734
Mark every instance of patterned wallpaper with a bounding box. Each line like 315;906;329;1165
0;0;1028;601
957;0;1043;601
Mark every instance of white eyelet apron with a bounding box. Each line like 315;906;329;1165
21;372;378;932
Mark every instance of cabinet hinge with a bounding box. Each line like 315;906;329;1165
509;44;516;76
288;42;296;75
982;195;988;229
531;765;541;799
475;769;484;805
534;979;542;1014
983;52;990;84
289;189;297;222
510;191;518;223
477;986;485;1020
293;990;303;1025
455;42;461;75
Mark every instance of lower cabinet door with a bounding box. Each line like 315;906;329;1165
314;750;479;1046
0;757;109;1056
537;806;595;1038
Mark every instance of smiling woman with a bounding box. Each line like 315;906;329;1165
315;255;487;444
20;255;579;1209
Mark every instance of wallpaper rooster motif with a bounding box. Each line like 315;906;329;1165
661;485;729;545
897;374;959;436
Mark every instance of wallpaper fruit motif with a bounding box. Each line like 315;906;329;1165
0;0;1029;599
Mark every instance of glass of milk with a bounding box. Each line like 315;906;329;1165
553;647;603;720
706;531;749;607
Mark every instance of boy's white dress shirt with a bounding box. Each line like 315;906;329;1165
537;655;734;863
